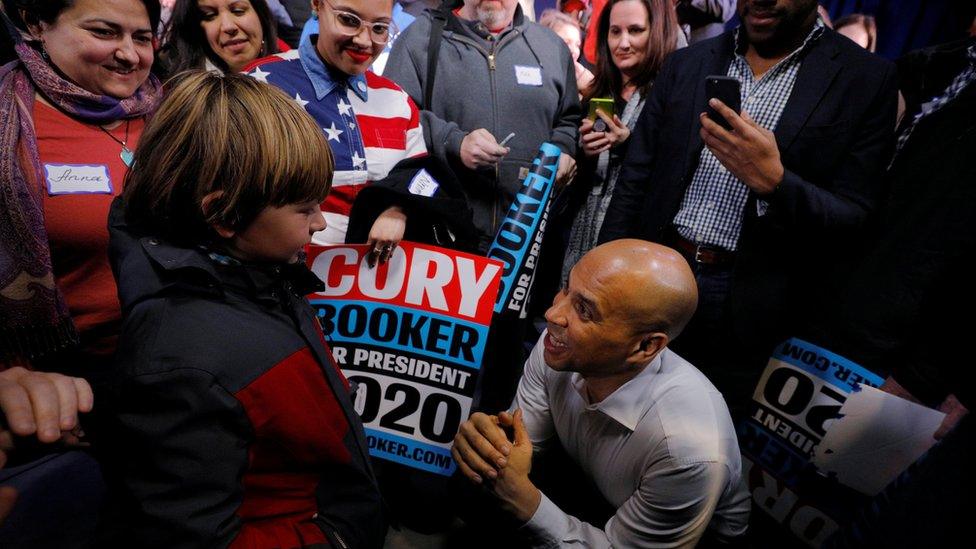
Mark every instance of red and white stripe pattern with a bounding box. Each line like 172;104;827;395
246;54;427;244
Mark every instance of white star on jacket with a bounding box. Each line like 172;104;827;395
351;152;365;168
294;93;309;108
324;122;343;142
338;100;353;116
249;66;270;83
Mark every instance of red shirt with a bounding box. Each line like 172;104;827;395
35;100;145;357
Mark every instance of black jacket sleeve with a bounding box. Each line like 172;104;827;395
765;62;899;234
100;367;251;548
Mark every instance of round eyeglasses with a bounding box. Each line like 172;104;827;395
322;0;399;45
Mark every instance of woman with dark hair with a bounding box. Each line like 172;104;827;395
158;0;281;75
0;0;161;543
0;0;162;380
560;0;680;280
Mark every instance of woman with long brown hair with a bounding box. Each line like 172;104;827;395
158;0;283;76
561;0;681;281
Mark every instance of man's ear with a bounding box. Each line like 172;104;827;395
632;332;668;362
201;191;234;238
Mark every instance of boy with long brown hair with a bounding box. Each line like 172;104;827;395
99;71;384;548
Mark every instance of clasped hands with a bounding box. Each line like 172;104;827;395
700;98;785;195
452;409;541;522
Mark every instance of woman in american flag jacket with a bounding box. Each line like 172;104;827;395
245;0;427;265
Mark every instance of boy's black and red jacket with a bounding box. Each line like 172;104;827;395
97;199;385;548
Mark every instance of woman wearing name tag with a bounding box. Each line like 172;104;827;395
0;0;162;382
158;0;286;77
244;0;427;264
560;0;680;281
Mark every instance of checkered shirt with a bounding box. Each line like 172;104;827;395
674;19;826;251
892;43;976;165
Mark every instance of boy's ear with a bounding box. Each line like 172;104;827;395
201;191;234;238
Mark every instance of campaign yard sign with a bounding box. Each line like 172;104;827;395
307;242;503;476
487;142;561;318
739;338;884;547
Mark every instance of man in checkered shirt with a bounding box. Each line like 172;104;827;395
598;0;898;417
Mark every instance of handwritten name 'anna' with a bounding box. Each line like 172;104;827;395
51;168;105;183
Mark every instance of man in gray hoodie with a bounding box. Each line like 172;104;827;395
386;0;581;252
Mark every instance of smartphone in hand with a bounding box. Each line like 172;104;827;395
586;98;613;132
588;97;614;120
705;76;742;131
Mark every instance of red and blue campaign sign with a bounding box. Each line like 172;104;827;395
307;242;503;475
739;338;884;547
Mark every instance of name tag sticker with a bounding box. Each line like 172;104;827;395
408;168;440;197
44;164;113;195
514;65;543;86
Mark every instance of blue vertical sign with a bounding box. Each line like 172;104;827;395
486;142;561;317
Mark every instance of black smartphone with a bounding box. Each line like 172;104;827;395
705;75;742;131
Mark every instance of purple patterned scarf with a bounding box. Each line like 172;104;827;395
0;22;163;362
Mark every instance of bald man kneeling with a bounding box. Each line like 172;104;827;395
453;240;750;548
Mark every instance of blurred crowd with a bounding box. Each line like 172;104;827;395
1;0;975;547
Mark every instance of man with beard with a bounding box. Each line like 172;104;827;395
598;0;898;417
452;240;750;547
385;0;580;254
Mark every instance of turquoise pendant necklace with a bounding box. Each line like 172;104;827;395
98;120;134;167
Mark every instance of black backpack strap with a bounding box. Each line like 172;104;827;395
424;2;452;108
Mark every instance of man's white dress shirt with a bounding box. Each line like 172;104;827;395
514;333;751;547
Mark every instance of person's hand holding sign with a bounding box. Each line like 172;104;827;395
699;98;784;195
555;153;577;188
366;206;406;267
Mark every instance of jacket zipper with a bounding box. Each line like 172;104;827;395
313;514;350;548
446;30;519;240
488;35;500;235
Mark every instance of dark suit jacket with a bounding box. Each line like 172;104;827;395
896;38;976;129
599;28;898;352
834;64;976;409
